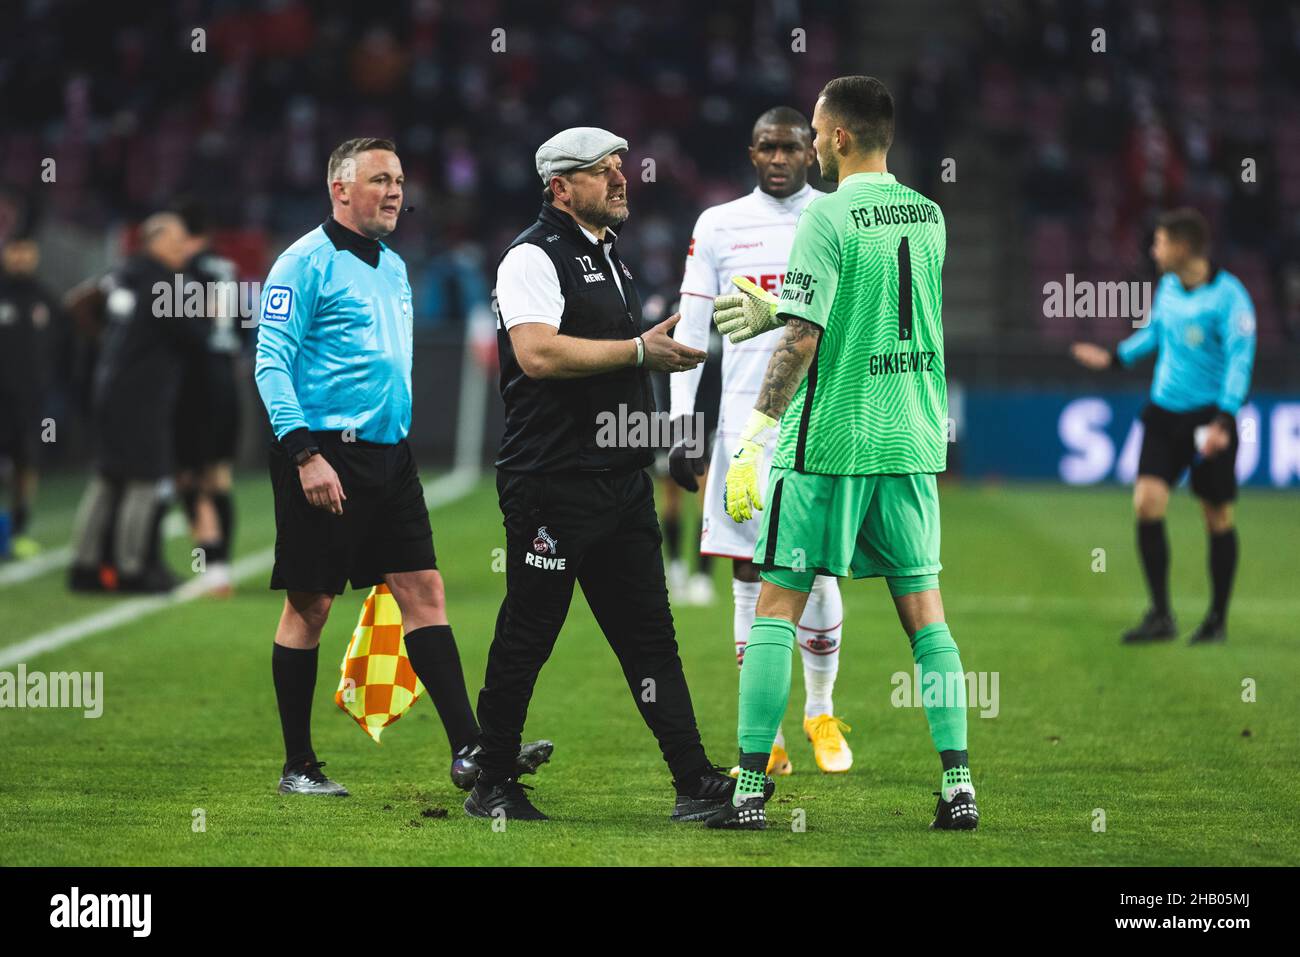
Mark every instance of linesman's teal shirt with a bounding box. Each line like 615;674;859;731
255;217;414;453
1116;267;1256;415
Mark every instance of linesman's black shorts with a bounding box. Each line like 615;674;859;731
1137;403;1238;505
269;431;436;594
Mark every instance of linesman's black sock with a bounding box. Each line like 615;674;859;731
1208;527;1238;620
1137;519;1171;616
403;625;479;755
272;643;318;769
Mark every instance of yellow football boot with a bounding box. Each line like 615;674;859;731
804;714;853;773
767;740;792;776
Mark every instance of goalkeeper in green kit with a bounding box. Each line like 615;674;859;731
705;76;978;831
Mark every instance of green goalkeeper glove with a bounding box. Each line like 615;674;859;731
713;276;783;343
723;409;778;523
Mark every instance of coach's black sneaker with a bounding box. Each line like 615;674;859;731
463;777;548;821
450;740;555;791
1121;609;1177;644
1187;612;1227;644
671;766;775;822
705;795;767;830
930;789;980;830
278;760;350;796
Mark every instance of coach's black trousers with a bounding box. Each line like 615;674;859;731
475;467;709;782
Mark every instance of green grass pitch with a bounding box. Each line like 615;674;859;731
1;473;1297;866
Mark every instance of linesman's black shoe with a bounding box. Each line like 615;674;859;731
463;778;548;821
450;740;554;791
706;796;767;830
930;789;979;830
1188;613;1227;644
671;766;775;822
278;760;350;796
1121;609;1177;644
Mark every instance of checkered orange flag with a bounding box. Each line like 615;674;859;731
335;585;425;743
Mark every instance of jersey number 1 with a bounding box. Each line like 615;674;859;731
897;236;913;341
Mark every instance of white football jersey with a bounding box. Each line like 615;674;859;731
676;182;823;441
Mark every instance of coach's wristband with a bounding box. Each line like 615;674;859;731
634;335;645;367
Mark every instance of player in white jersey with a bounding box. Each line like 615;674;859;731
668;108;851;775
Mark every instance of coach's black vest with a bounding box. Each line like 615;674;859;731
494;203;655;473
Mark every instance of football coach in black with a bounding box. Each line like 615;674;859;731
466;127;754;822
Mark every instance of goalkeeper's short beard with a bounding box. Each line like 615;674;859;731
817;150;839;184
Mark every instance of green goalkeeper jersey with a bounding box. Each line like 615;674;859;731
771;171;948;476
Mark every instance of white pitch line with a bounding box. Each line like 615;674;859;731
0;469;480;669
0;545;73;587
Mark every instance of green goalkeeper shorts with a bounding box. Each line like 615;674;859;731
752;467;942;582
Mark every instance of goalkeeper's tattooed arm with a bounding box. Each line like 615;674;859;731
755;317;822;420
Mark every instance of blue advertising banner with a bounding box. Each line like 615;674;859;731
960;391;1300;488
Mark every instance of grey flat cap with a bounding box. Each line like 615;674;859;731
536;127;628;181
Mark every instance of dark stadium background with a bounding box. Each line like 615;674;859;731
2;0;1298;473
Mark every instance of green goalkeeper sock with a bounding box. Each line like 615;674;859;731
737;616;796;756
733;767;767;805
941;765;974;802
909;622;968;754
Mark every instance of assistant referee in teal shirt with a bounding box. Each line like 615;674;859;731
1073;208;1257;645
255;137;550;797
